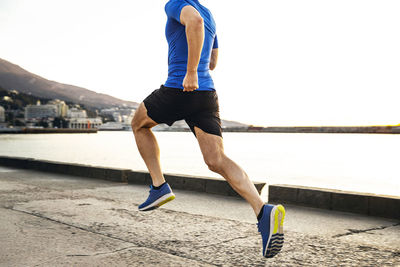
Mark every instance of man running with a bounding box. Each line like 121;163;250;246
131;0;285;258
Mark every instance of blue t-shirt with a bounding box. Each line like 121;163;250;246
164;0;218;91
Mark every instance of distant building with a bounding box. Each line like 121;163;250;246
113;112;122;123
2;96;12;102
99;108;118;116
123;110;135;125
0;106;5;123
67;108;87;118
68;117;102;129
25;102;58;120
48;99;68;117
100;108;135;117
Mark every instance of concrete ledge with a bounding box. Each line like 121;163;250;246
0;156;265;198
0;157;35;169
269;184;400;219
1;156;398;219
127;171;265;197
0;156;127;183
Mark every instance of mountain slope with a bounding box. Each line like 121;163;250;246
0;58;138;109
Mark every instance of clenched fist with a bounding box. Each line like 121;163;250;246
182;71;198;92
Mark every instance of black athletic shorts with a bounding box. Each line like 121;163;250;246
143;85;222;137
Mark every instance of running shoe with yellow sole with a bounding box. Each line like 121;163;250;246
257;204;286;258
138;183;175;211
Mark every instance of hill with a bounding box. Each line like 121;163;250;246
0;85;53;110
0;58;138;109
0;58;249;128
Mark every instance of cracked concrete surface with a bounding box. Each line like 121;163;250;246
0;167;399;266
333;223;400;238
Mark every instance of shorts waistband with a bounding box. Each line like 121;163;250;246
161;85;182;91
161;84;216;93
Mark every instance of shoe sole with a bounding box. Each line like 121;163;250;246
265;204;285;258
138;193;176;211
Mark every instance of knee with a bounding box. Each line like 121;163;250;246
131;114;148;134
130;116;140;133
131;104;146;133
204;154;224;173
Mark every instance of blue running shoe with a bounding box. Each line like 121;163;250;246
138;183;175;211
257;204;285;258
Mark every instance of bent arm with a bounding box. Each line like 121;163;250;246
180;5;204;91
209;48;218;70
180;5;204;73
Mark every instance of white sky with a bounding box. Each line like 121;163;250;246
0;0;399;126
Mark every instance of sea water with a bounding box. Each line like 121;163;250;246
0;131;398;197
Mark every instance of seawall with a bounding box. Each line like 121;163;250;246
269;184;400;219
0;156;398;219
0;156;264;197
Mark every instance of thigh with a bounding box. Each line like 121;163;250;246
143;85;184;126
132;102;158;129
195;126;224;161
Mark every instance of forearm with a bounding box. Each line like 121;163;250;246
209;49;218;70
185;18;204;73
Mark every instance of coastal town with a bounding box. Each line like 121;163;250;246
0;89;248;133
0;96;135;133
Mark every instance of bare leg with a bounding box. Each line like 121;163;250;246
131;103;165;187
195;127;264;216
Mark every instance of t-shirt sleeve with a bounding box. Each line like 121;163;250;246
165;0;189;23
213;34;218;49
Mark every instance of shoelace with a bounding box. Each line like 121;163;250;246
146;185;154;196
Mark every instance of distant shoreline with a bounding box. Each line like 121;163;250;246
1;126;399;134
0;128;97;134
156;125;400;134
245;125;400;134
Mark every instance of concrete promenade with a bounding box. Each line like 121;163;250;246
0;166;399;266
